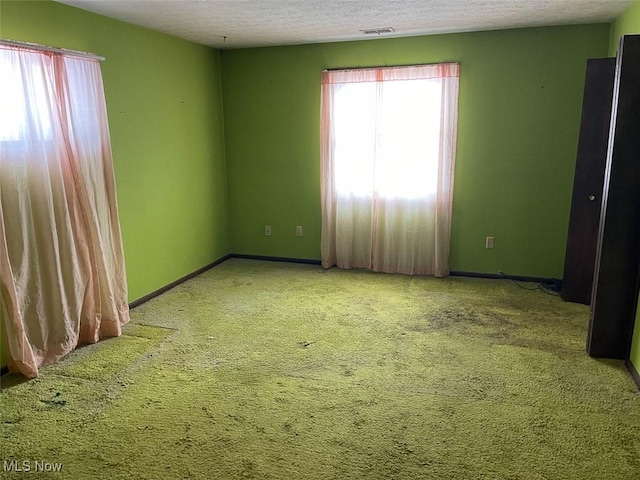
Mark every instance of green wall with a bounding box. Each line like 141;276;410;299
609;0;640;372
0;0;230;365
221;25;610;278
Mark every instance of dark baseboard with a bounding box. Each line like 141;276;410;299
0;365;8;377
129;254;232;309
450;270;556;284
231;254;322;265
226;261;551;281
625;359;640;390
228;261;553;283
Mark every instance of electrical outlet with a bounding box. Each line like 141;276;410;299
264;225;272;237
296;226;303;237
485;236;495;249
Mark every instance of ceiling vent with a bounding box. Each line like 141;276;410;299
360;27;395;35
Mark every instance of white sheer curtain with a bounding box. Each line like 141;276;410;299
0;45;129;378
320;63;459;276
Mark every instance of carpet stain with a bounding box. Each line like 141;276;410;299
1;258;639;479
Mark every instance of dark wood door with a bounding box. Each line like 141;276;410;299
562;58;615;305
587;35;640;359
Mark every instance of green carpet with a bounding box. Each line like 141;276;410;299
1;258;639;479
44;324;175;381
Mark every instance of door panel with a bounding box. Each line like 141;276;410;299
562;58;615;305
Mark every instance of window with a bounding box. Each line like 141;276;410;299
332;76;443;198
0;54;53;142
320;64;460;276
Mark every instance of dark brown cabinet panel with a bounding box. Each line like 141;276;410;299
562;58;615;305
587;35;640;359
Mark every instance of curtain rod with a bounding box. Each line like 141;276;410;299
323;61;459;72
0;38;105;61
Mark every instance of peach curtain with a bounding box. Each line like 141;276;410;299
0;45;129;378
320;63;459;276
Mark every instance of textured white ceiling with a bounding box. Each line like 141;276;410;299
54;0;634;49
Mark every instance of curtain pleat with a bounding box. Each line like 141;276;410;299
0;46;129;378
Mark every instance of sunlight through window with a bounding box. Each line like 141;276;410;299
0;55;52;142
332;78;442;199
